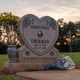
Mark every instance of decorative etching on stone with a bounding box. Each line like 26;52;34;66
50;51;54;56
25;51;30;56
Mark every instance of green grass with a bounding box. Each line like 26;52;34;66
0;55;8;71
0;76;21;80
61;52;80;64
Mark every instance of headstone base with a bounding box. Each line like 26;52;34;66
4;60;58;73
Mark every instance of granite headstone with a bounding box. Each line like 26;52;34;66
5;14;59;72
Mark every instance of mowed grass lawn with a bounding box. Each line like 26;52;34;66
0;76;21;80
0;52;80;71
0;55;8;71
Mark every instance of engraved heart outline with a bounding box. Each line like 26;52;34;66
19;14;59;56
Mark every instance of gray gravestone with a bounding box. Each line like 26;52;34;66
5;14;59;72
18;14;59;69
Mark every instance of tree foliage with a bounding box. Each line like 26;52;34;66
56;19;80;52
0;12;20;54
0;12;19;26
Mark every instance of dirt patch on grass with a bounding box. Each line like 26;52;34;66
0;69;16;76
75;64;80;69
0;69;30;80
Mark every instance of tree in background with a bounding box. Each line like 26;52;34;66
56;19;79;52
0;12;20;54
71;21;80;52
56;18;69;52
0;12;20;45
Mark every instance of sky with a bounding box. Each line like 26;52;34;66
0;0;80;22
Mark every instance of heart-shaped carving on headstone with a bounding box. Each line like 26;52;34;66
19;14;58;56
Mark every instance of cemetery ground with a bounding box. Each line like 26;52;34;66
0;52;80;80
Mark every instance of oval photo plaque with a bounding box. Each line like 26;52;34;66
19;14;58;56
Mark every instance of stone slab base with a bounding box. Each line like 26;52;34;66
4;62;52;73
4;62;27;73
